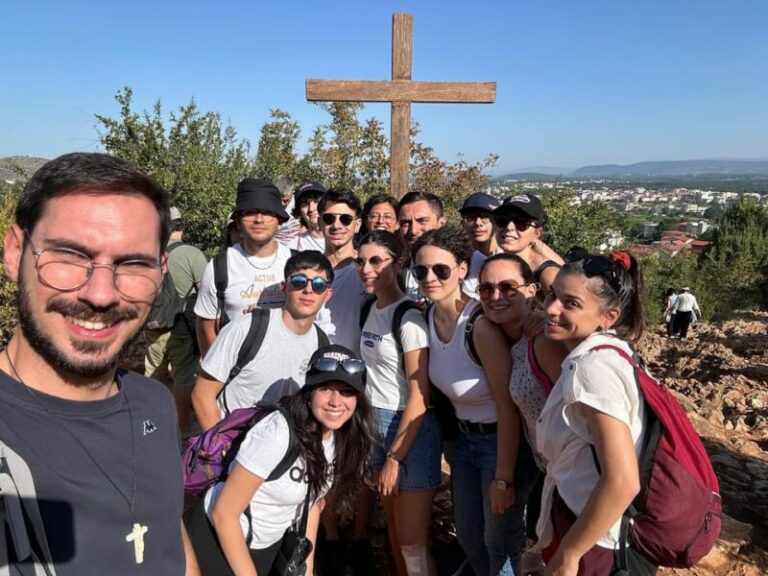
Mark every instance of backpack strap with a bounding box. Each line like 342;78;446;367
314;324;330;348
392;300;422;371
0;441;58;576
464;305;484;366
166;241;185;255
218;309;271;416
359;296;376;330
212;250;230;333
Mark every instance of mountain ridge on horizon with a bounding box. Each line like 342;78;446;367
499;158;768;179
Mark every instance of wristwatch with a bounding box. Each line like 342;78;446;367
495;479;511;490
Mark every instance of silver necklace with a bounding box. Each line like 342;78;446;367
243;244;280;271
3;348;149;564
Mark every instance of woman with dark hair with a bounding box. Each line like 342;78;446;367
354;230;441;576
536;253;655;575
477;254;569;571
361;194;399;234
413;226;534;576
188;344;377;576
493;194;564;295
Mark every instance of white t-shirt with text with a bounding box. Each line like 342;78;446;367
194;243;292;322
360;298;429;411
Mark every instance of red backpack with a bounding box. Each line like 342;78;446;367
591;345;722;569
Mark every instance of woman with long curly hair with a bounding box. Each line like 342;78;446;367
188;344;378;576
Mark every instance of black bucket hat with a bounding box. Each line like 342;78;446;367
234;178;290;222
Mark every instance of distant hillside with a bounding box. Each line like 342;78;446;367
572;159;768;178
0;156;49;182
500;159;768;180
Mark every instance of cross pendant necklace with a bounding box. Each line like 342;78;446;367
3;348;148;565
126;522;149;564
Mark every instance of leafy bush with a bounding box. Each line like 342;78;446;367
0;192;18;347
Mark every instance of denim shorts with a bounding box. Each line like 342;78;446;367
372;407;442;490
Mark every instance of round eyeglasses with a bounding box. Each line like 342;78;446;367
24;230;163;302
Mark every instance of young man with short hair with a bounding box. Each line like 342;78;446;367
285;180;327;252
397;191;447;300
460;192;501;295
192;251;334;431
194;178;293;356
319;188;367;354
0;153;197;575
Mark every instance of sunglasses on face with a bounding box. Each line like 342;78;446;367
310;357;366;375
495;216;537;231
412;263;457;281
287;274;330;294
476;280;531;300
321;213;356;227
354;256;393;270
461;211;493;223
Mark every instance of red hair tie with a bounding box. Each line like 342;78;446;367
609;251;631;272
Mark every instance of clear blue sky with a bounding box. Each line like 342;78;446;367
2;0;766;172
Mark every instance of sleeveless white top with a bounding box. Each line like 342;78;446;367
427;299;497;424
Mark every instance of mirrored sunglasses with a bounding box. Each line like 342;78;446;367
287;274;330;294
310;357;366;375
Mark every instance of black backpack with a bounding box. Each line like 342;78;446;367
218;308;330;415
146;242;186;330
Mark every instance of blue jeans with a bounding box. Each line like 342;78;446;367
452;429;540;576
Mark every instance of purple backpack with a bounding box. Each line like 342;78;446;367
183;405;299;497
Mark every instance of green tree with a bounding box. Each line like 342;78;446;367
699;196;768;316
253;109;300;181
0;192;19;346
640;251;704;325
539;191;620;255
95;87;253;252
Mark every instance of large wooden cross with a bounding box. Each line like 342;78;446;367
306;13;496;198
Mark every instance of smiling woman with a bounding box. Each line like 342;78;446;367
187;344;378;576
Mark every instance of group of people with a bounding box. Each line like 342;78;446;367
0;152;657;576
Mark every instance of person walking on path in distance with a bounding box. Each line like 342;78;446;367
672;287;701;340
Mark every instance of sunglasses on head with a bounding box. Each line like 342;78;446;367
354;255;393;270
310;357;366;375
287;274;330;294
581;255;622;294
476;280;531;300
321;213;356;227
412;263;457;281
494;216;537;231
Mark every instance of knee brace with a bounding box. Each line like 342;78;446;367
400;543;429;576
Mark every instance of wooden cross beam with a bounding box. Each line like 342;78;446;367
306;13;496;198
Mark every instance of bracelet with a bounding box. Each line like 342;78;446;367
386;450;400;463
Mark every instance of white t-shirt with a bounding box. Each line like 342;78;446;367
324;262;367;354
286;232;326;253
201;308;321;416
204;411;335;549
360;298;429;410
427;300;497;424
535;332;646;550
403;265;421;301
194;243;292;322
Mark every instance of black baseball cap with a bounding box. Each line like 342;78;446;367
460;192;499;214
234;178;290;222
494;193;544;225
295;180;327;204
304;344;366;394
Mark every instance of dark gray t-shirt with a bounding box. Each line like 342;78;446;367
0;369;185;575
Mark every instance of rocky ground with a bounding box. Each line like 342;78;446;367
637;311;768;575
